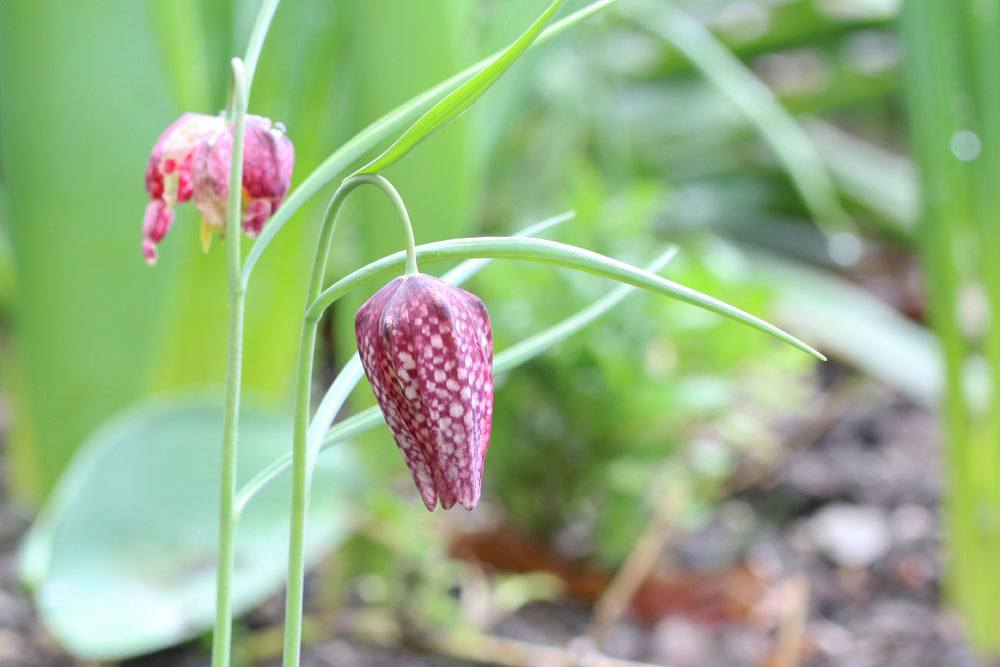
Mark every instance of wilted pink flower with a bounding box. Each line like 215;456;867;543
142;112;294;264
192;115;295;238
356;274;494;511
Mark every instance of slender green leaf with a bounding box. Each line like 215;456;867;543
902;0;987;646
435;212;574;285
903;0;1000;650
236;246;676;511
307;236;825;360
494;247;677;369
336;1;480;367
753;250;943;407
355;0;563;176
0;190;13;310
807;120;917;234
963;0;1000;645
242;0;617;283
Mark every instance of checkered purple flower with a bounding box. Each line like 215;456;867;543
356;274;494;510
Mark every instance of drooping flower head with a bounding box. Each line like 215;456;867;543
142;112;294;264
356;274;494;511
192;115;295;238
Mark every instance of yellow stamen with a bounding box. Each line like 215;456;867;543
200;218;214;253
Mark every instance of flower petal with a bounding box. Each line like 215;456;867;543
356;274;494;511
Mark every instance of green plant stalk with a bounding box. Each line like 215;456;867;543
211;57;248;667
960;0;1000;646
281;10;607;655
209;4;283;663
282;175;417;667
241;0;618;284
901;0;993;651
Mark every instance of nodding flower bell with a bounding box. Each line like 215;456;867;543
142;112;294;264
356;274;494;511
191;114;295;239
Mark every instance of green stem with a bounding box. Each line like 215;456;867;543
901;0;985;647
281;317;318;667
282;174;417;667
212;58;248;667
361;174;418;275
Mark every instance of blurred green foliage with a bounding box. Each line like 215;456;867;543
0;2;182;502
484;178;811;565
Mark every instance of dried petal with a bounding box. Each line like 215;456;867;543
142;113;224;264
141;199;175;265
356;274;494;511
145;113;223;204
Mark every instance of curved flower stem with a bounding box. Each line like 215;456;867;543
212;57;247;667
282;174;417;667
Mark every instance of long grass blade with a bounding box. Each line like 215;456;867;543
307;236;825;360
627;0;853;236
356;0;564;175
902;0;984;647
241;0;617;284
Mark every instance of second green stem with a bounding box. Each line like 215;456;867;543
212;57;248;667
282;174;417;667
